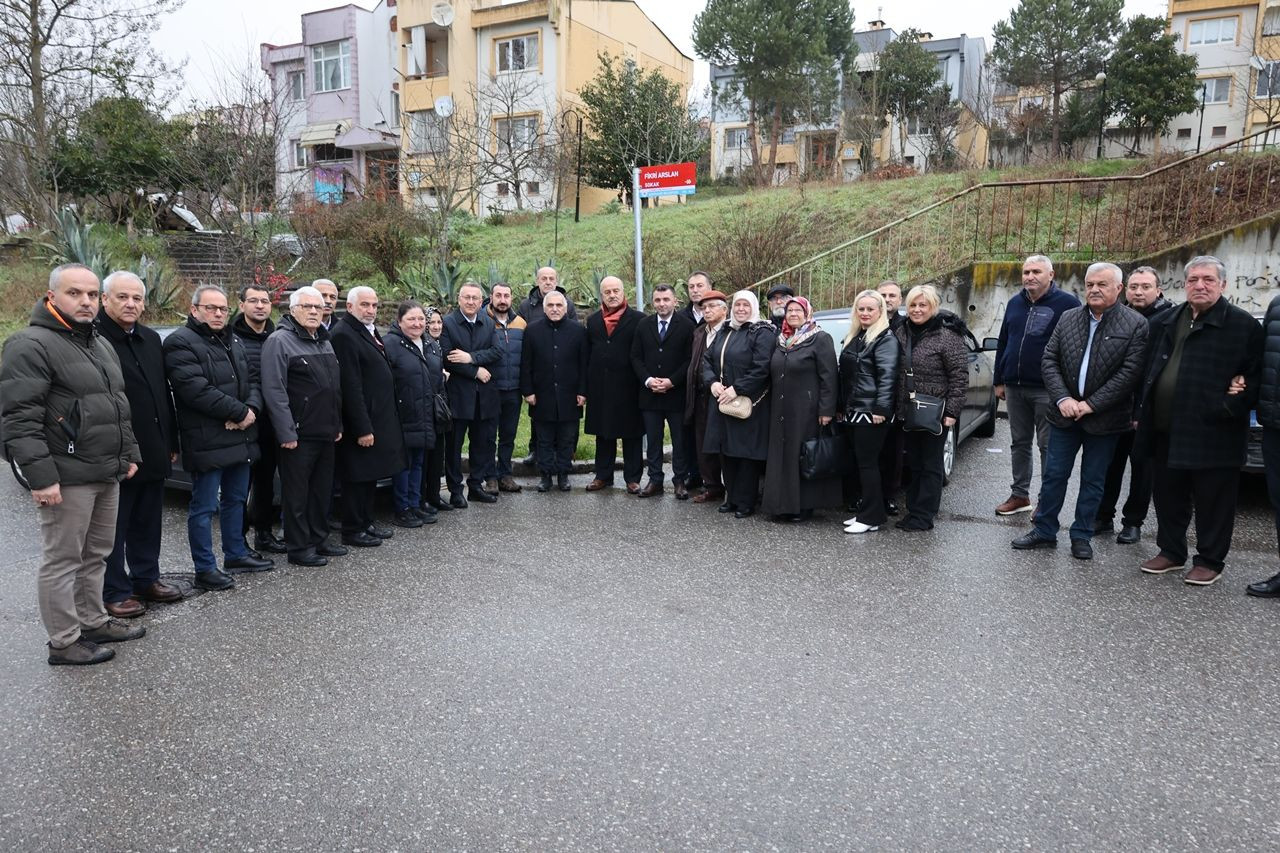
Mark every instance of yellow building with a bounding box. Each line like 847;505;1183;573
394;0;693;216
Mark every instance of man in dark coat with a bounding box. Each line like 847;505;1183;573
677;271;713;493
1011;262;1149;561
631;283;694;498
686;290;729;503
1095;266;1177;544
518;266;579;325
584;275;645;493
441;281;504;507
329;286;407;547
1136;255;1263;586
164;285;273;590
521;290;588;492
97;271;182;618
1247;291;1280;598
232;283;284;555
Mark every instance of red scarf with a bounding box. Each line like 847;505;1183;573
602;300;627;336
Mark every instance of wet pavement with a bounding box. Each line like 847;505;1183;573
2;419;1279;851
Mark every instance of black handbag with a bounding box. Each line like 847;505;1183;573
432;392;453;433
902;332;946;435
800;424;854;480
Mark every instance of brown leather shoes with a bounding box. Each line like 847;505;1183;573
692;488;725;504
585;478;611;492
625;482;641;495
498;476;523;493
1140;554;1185;574
638;481;663;497
137;581;183;603
995;495;1033;515
106;598;146;618
1184;565;1221;586
674;482;689;500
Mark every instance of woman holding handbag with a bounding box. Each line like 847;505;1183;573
386;301;443;528
702;290;774;518
839;290;901;534
761;296;839;522
893;284;968;531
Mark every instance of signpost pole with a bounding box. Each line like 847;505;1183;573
632;166;644;310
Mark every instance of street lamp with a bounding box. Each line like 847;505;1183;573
1095;71;1107;160
553;106;584;257
1196;81;1208;154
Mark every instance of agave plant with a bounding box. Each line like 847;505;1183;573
135;254;185;316
40;208;112;279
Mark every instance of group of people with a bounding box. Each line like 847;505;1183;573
3;251;1279;666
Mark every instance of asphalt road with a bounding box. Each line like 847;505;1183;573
2;420;1278;851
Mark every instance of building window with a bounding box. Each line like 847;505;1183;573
904;155;916;166
312;40;351;92
1202;77;1230;104
497;34;539;73
1188;17;1236;46
496;181;510;197
495;115;539;151
1211;125;1227;137
287;70;304;101
390;91;400;128
725;127;750;149
1176;128;1192;139
1266;6;1280;36
1257;61;1280;98
409;109;448;154
525;181;540;195
725;166;735;177
311;143;353;162
293;140;307;168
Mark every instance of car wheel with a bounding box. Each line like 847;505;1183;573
942;425;957;486
973;390;998;438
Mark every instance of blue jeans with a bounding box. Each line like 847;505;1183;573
393;447;427;511
1032;423;1119;541
188;462;251;574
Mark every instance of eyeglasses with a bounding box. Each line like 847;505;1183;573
242;298;272;306
195;305;230;314
296;303;324;311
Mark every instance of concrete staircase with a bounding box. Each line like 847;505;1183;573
163;232;253;286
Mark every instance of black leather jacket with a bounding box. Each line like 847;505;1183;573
838;329;901;417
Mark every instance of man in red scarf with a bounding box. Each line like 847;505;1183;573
584;276;646;492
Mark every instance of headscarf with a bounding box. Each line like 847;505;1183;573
779;296;821;349
728;290;761;330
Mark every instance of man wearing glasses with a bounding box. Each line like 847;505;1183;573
163;285;274;591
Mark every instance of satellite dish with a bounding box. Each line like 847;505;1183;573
431;2;455;27
434;95;454;118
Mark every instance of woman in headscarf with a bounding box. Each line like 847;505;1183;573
838;290;901;534
893;284;967;531
701;290;774;518
420;306;453;515
761;296;839;521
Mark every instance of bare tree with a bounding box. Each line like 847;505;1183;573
470;71;558;212
399;98;485;265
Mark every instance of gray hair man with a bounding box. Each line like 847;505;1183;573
1;263;144;664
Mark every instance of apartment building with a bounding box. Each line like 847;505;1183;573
395;0;693;217
709;22;989;182
260;2;400;207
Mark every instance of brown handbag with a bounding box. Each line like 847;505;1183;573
715;328;767;419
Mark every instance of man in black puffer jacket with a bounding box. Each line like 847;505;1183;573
164;285;272;591
1011;262;1148;561
1247;292;1280;598
232;283;284;556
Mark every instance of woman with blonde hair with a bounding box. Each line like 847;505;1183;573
893;284;968;531
838;289;901;533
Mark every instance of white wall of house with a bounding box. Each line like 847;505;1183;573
1163;6;1259;153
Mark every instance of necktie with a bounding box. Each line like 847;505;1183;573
659;319;667;340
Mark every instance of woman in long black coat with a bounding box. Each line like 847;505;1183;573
702;290;774;518
385;301;443;528
761;296;840;521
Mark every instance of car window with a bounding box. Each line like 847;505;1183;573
813;313;853;355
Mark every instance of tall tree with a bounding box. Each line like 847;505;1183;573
577;53;705;204
879;29;941;163
1107;14;1199;153
693;0;855;185
989;0;1123;156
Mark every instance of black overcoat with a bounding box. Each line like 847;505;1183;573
761;330;841;515
440;309;503;422
329;312;407;482
701;322;773;460
97;310;177;482
520;317;588;422
385;326;443;451
631;312;694;413
584;307;645;439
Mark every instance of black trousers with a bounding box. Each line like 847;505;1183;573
447;417;497;495
1097;430;1153;527
853;422;890;526
1151;432;1240;570
681;413;702;488
642;409;689;484
903;429;947;526
721;454;763;510
594;436;643;484
488;390;522;480
422;435;447;506
693;392;723;491
246;435;279;535
536;419;579;475
340;479;377;536
879;421;905;498
1265;428;1280;560
103;477;164;603
280;440;335;555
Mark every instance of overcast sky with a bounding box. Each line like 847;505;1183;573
154;0;1169;108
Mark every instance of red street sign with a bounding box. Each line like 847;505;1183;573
637;162;697;198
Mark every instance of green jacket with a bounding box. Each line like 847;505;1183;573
1;299;141;489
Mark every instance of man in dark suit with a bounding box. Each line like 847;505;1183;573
97;271;183;618
678;271;712;492
521;290;588;492
686;290;729;503
632;283;695;498
584;276;646;493
441;281;503;507
329;286;407;547
1135;255;1263;587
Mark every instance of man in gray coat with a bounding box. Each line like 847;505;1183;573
1011;262;1148;560
1;264;145;665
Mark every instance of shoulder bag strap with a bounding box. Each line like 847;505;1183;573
718;328;732;384
903;331;916;398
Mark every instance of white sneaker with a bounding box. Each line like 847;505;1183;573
843;516;858;525
844;520;879;534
